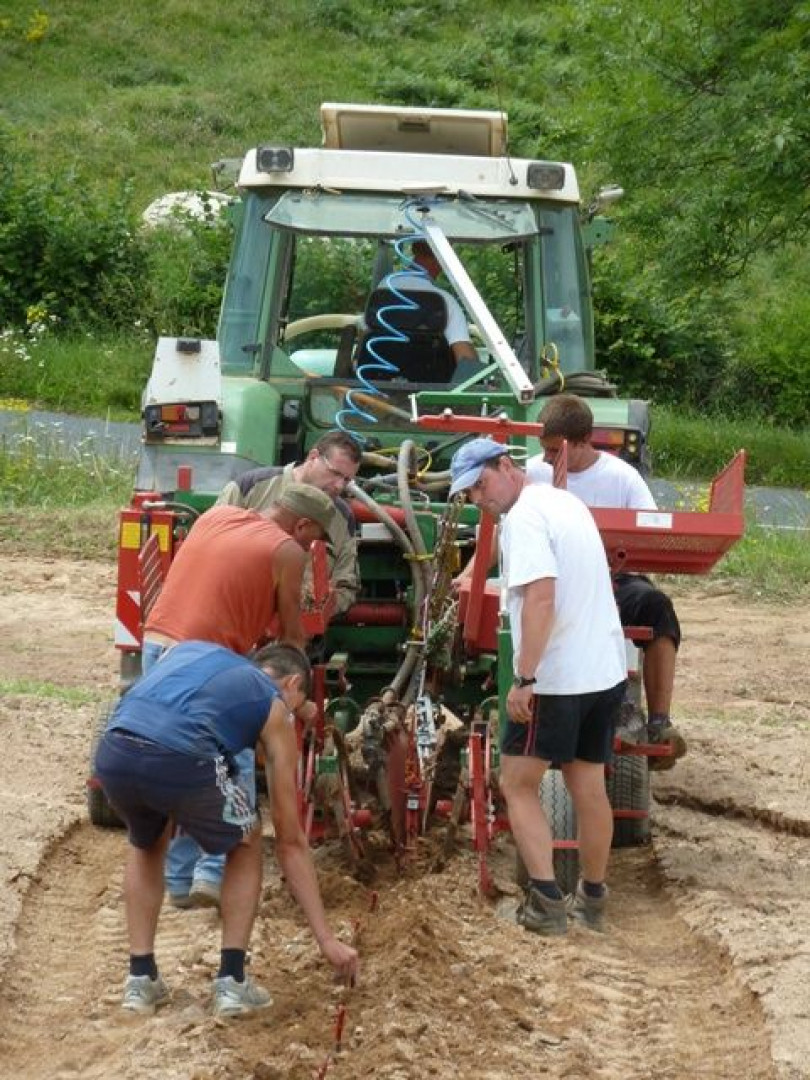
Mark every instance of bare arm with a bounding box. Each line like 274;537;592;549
273;540;308;649
506;576;556;723
451;340;480;364
259;701;359;981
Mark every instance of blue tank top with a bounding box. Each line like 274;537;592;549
109;641;281;757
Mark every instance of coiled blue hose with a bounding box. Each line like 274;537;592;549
336;201;436;443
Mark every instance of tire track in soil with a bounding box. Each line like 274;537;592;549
0;823;778;1080
653;801;810;1080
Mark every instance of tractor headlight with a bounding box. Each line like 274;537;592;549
526;162;566;190
255;146;295;173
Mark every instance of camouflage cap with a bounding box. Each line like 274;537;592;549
277;482;336;535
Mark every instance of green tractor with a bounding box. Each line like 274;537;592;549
92;103;742;890
113;100;648;692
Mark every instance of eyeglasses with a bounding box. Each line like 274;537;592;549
318;452;354;485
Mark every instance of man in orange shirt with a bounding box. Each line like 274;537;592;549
141;482;336;907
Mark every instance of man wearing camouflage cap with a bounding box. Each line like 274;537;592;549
141;482;336;911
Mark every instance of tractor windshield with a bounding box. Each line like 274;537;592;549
217;190;594;380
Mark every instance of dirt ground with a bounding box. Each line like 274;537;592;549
0;555;808;1080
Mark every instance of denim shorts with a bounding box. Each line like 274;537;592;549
95;728;257;852
501;680;627;764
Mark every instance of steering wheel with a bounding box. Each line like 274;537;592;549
283;313;361;343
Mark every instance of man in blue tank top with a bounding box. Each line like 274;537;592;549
95;641;359;1018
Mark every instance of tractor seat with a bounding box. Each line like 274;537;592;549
355;288;455;384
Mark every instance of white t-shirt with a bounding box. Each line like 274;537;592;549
501;483;626;694
526;450;656;510
391;272;470;346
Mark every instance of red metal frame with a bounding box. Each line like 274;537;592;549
115;500;177;654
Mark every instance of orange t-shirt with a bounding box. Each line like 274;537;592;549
145;505;291;655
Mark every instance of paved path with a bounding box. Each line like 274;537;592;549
2;408;808;531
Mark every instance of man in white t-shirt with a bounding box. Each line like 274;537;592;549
450;438;627;936
526;394;684;765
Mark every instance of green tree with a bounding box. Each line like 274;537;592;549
577;0;810;282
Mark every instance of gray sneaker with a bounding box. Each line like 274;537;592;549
647;721;687;771
571;880;608;932
516;885;568;937
167;890;193;910
189;879;222;909
122;974;170;1015
213;975;272;1018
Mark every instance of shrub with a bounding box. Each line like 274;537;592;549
721;252;810;427
141;205;233;338
0;129;149;331
591;246;734;409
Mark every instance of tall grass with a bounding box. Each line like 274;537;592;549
0;406;806;598
0;327;152;419
0;427;135;507
712;525;810;599
651;406;809;489
3;327;808;489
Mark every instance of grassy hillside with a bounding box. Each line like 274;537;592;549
2;0;809;436
0;0;552;208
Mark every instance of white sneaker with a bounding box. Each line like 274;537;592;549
122;974;170;1015
213;975;272;1018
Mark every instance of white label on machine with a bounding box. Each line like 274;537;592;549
360;523;392;542
636;511;673;530
221;441;237;453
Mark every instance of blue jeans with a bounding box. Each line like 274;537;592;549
142;641;257;895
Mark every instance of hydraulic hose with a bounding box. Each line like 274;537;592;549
335;199;438;444
533;368;617;397
396;440;435;706
347;482;423;699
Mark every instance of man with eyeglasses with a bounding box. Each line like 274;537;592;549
217;431;362;620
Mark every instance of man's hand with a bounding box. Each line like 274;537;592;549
450;572;467;595
320;936;360;984
506;684;535;724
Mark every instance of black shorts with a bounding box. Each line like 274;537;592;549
500;680;627;764
95;729;257;852
614;573;681;649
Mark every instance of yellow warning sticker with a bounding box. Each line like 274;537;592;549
120;521;171;552
120;522;141;549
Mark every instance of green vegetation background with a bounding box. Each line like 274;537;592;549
0;0;808;499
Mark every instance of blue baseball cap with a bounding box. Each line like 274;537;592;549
449;438;509;495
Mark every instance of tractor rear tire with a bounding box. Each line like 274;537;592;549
515;769;579;895
607;752;651;847
87;700;124;829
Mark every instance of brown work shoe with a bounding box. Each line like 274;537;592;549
571;880;608;932
647;721;687;771
516;885;568;937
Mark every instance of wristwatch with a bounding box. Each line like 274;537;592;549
513;674;535;688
